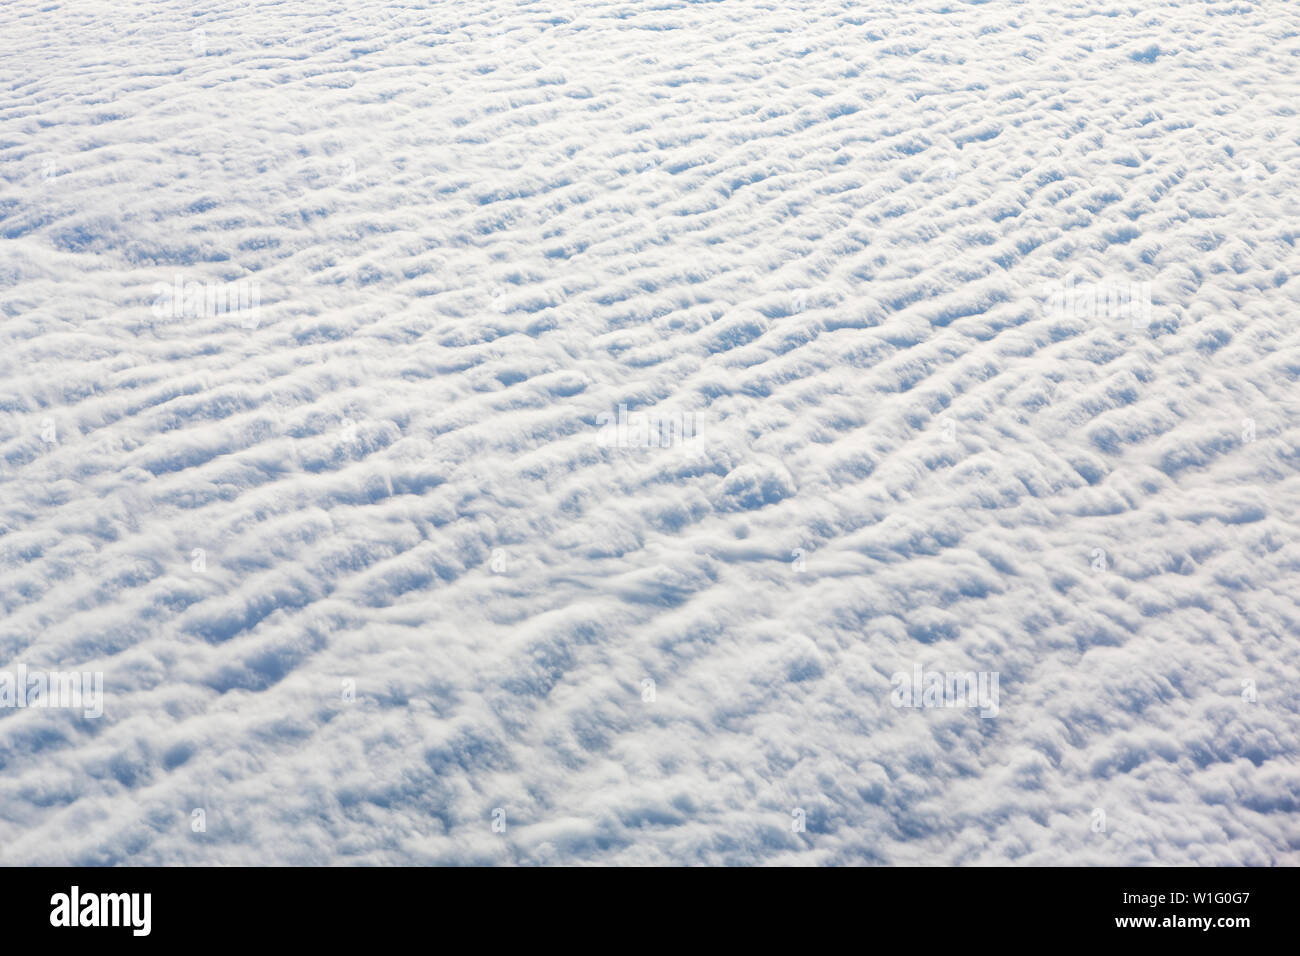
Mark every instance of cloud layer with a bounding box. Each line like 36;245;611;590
1;0;1298;865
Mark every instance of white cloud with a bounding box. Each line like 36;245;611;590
0;0;1297;866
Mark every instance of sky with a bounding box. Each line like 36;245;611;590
0;0;1297;865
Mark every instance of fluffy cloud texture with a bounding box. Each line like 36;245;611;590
0;0;1298;865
